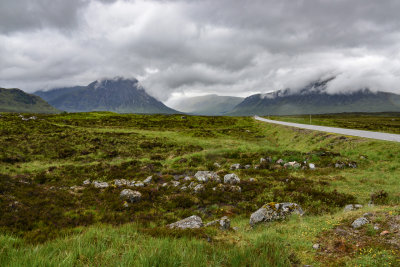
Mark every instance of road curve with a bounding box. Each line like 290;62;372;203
254;115;400;143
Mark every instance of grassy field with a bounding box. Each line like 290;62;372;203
0;112;399;266
268;112;400;134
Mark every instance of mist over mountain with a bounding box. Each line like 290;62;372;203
171;94;244;115
35;77;178;114
229;78;400;116
0;88;59;113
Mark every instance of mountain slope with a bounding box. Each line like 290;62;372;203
171;94;244;115
0;88;60;113
229;79;400;116
35;78;178;114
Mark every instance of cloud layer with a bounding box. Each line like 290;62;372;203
1;0;400;101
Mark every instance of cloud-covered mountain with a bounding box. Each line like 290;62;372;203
0;88;59;113
35;77;178;114
171;94;244;115
229;79;400;116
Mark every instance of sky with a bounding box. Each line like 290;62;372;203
1;0;400;104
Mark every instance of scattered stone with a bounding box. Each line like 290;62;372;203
312;243;320;250
114;179;128;187
213;162;221;168
134;182;144;187
348;162;357;168
309;163;316;170
188;181;197;189
171;181;181;187
335;162;345;168
205;220;219;227
162;183;168;187
374;225;380;230
224;173;240;184
249;202;304;227
184;176;192;182
344;204;363;211
219;216;230;230
120;189;142;203
276;159;284;164
260;158;267;164
83;179;91;185
380;230;390;236
230;185;242;193
351;217;369;229
363;212;373;217
230;163;242;170
194;171;220;183
284;161;301;169
168;215;203;229
244;164;251;169
93;181;109;189
194;184;205;193
143;176;153;185
249;178;256;182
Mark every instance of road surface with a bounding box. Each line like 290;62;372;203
254;116;400;143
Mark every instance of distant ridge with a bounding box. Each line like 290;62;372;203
35;77;179;114
229;79;400;116
0;88;60;113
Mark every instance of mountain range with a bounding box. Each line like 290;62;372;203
229;79;400;116
0;88;60;113
171;94;244;115
35;77;178;114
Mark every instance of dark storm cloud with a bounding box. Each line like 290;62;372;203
1;0;400;102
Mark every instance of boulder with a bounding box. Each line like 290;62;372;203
167;215;203;229
230;163;242;170
120;189;142;203
194;171;220;183
352;217;369;229
249;202;304;227
224;174;240;184
93;181;109;189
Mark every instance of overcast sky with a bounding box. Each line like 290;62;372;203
1;0;400;103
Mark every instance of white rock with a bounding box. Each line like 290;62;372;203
194;171;220;183
83;179;91;185
224;174;240;184
93;181;109;189
309;163;316;170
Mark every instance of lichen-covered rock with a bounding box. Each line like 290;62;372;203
167;215;203;229
143;176;152;185
352;217;369;228
120;189;142;203
230;163;242;170
224;174;240;184
93;181;109;189
194;171;220;183
249;202;304;227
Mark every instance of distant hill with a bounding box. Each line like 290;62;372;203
35;77;178;114
0;88;60;113
229;79;400;116
171;94;244;115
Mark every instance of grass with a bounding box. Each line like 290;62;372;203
1;111;400;266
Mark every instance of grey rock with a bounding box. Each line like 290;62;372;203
180;186;188;191
120;189;142;203
171;181;181;187
249;202;304;227
205;220;219;227
143;176;152;185
230;185;242;193
230;163;242;170
284;161;301;169
344;204;363;211
351;217;369;229
114;179;127;187
168;215;203;229
276;159;284;164
194;171;220;183
224;174;240;184
135;182;145;187
249;178;256;182
213;162;221;168
260;158;267;164
93;181;109;189
348;162;357;168
194;184;205;193
220;216;230;230
244;164;252;169
184;176;192;182
312;243;320;250
162;183;168;187
188;181;197;189
309;163;316;170
83;179;91;185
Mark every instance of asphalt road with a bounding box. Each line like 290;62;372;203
254;116;400;143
